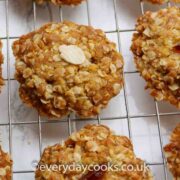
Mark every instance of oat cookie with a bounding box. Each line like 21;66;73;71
35;0;84;5
0;40;4;92
35;124;153;180
13;21;124;118
164;123;180;179
0;146;12;180
145;0;180;4
131;7;180;108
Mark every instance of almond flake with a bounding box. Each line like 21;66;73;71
59;45;86;65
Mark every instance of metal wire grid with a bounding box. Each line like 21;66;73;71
0;0;179;179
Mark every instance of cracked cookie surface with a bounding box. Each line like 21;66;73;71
131;7;180;108
35;124;153;180
13;21;124;118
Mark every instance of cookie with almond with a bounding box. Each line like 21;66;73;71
12;21;124;118
35;124;153;180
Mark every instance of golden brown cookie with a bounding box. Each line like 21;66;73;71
145;0;180;4
35;0;84;5
12;21;124;118
0;40;4;92
35;124;153;180
131;7;180;108
0;146;12;180
164;123;180;179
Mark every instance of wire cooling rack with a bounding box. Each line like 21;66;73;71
0;0;179;179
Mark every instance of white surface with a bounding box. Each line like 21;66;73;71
0;0;179;179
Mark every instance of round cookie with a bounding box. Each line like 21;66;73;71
164;123;180;179
0;146;12;180
0;40;4;92
145;0;180;4
12;21;124;118
35;124;153;180
131;7;180;108
35;0;84;5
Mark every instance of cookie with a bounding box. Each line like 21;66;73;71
35;0;84;5
131;7;180;108
12;21;124;118
164;123;180;179
0;40;4;92
35;124;153;180
145;0;180;4
0;146;12;180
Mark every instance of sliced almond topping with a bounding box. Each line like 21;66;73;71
59;45;86;65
